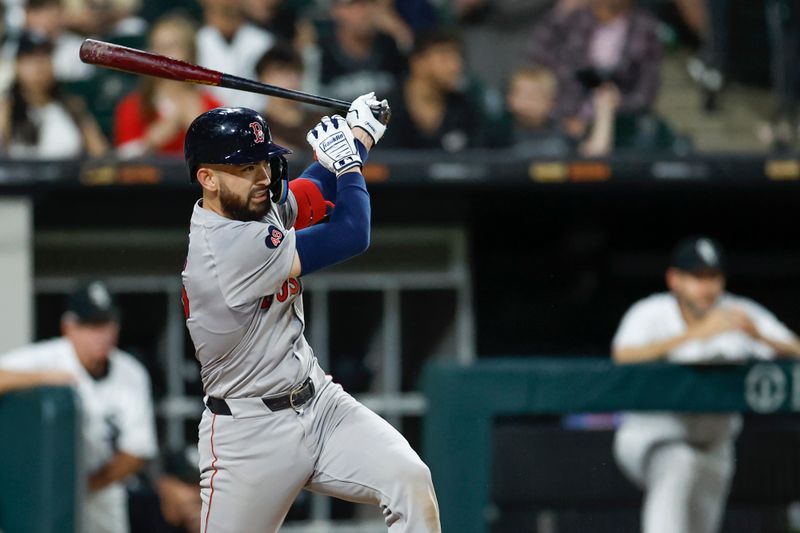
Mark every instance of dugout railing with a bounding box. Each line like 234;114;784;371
423;358;800;533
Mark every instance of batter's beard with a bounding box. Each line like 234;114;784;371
219;182;272;222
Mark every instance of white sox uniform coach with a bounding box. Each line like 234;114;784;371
180;93;441;533
612;236;800;533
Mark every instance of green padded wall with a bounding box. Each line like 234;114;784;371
423;358;800;533
0;387;81;533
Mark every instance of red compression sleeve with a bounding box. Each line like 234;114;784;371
289;178;334;230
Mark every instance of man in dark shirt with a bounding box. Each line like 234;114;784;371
317;0;407;102
381;30;481;152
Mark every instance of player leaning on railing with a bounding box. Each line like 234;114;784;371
612;236;800;533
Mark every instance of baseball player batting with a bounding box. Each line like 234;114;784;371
180;93;441;532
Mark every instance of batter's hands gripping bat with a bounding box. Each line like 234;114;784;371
79;39;391;126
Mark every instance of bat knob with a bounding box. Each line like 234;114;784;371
371;101;391;126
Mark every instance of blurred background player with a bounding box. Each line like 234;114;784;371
0;280;158;533
612;236;800;533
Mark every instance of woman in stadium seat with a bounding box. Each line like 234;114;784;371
0;31;108;159
114;12;222;157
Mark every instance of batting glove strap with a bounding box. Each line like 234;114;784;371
307;115;363;178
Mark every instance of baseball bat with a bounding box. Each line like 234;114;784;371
79;39;391;124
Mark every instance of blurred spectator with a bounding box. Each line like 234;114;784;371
612;236;800;533
197;0;275;109
24;0;93;81
61;0;146;38
528;0;663;138
578;82;621;156
0;4;14;94
679;0;727;111
448;0;552;91
241;0;303;45
255;43;321;151
317;0;406;102
381;30;480;152
371;0;415;52
502;65;575;156
114;13;221;157
0;281;158;533
389;0;437;36
0;32;108;158
760;0;800;151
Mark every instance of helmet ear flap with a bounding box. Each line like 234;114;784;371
269;155;289;205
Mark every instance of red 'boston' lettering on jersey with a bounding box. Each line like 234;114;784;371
262;277;301;309
181;258;190;318
181;286;191;318
276;277;301;303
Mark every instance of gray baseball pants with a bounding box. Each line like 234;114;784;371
198;366;441;532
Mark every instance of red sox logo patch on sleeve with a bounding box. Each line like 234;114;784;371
249;121;265;144
265;225;284;249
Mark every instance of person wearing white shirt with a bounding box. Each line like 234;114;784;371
0;281;158;533
611;236;800;533
196;0;275;110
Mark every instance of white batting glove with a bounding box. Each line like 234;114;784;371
346;92;388;145
306;115;363;177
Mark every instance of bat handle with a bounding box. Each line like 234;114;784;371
335;98;392;126
371;101;392;126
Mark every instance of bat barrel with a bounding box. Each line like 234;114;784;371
80;38;223;86
78;38;367;118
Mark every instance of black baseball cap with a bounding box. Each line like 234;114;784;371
670;236;726;274
65;281;119;324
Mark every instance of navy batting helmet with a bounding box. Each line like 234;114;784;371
184;107;291;204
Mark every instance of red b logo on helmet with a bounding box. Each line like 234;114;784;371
249;121;265;143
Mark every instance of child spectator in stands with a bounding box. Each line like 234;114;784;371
502;64;620;156
255;43;321;152
528;0;662;140
0;32;107;158
504;66;574;156
114;13;221;157
316;0;407;102
197;0;275;110
381;30;481;152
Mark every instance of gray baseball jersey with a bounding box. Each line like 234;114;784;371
183;174;440;532
182;193;315;398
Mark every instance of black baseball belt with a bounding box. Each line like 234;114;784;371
206;377;316;415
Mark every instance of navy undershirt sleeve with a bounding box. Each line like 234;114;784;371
294;169;370;275
297;140;370;203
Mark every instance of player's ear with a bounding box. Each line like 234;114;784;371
665;268;679;291
196;167;218;192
